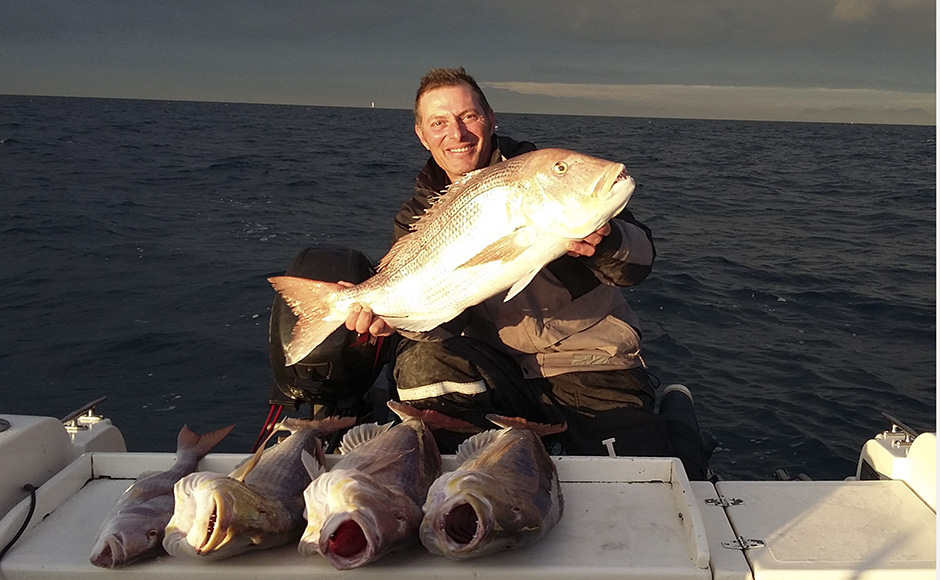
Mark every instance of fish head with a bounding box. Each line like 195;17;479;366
520;148;635;239
421;465;561;560
299;469;424;569
89;511;166;568
420;472;498;560
164;471;295;560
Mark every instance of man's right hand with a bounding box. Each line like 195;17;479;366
345;303;396;337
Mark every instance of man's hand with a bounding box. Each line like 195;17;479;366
337;281;397;337
345;304;397;337
566;222;611;257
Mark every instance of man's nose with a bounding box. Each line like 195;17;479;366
449;119;470;139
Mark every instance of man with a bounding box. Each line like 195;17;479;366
347;68;705;476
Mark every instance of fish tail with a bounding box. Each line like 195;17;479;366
268;276;349;365
177;424;235;459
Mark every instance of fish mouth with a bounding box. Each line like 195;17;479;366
597;164;635;219
443;502;481;546
320;514;378;570
192;492;230;555
595;163;633;199
89;534;125;569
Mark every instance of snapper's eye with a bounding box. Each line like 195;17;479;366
553;162;568;174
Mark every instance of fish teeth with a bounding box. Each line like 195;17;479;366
198;499;219;553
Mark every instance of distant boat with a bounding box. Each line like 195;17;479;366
371;101;375;108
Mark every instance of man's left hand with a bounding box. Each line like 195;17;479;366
566;222;611;257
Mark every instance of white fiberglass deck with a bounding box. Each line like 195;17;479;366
0;447;934;579
0;453;712;580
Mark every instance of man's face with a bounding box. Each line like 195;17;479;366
414;84;496;183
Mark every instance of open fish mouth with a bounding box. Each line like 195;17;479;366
319;514;378;570
197;498;220;553
329;519;369;558
190;491;231;555
591;162;629;196
443;502;480;546
89;534;126;568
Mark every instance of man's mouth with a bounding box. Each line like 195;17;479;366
447;145;473;154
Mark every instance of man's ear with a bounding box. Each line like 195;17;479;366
415;124;431;151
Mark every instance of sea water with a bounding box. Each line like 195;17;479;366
0;95;934;480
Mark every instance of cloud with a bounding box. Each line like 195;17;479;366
484;81;936;124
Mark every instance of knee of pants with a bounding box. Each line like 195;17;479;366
394;338;489;386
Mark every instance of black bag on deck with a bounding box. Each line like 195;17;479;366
268;247;390;416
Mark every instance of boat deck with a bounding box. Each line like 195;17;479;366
0;451;935;580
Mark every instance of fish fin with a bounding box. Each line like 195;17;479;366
455;429;502;464
504;267;541;302
268;276;348;365
386;403;482;433
377;171;489;273
121;478;175;503
337;422;394;455
360;450;412;476
485;414;568;437
380;313;462;333
457;231;529;271
176;471;227;495
301;448;326;479
229;424;279;481
176;424;235;460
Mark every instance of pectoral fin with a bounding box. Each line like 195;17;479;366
458;232;528;270
504;268;541;302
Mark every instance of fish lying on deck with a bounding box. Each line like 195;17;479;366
270;148;635;365
298;401;442;569
162;416;353;560
420;415;566;560
88;424;233;568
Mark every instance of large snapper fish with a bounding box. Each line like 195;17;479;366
163;416;354;560
298;401;442;570
420;415;565;560
270;148;635;365
88;424;233;568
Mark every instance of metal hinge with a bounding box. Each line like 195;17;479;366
722;536;765;550
705;496;744;508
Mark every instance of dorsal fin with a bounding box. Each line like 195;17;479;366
454;429;501;464
485;414;568;437
301;448;326;480
229;421;283;481
337;421;394;455
377;169;496;273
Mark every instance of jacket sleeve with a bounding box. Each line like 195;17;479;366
581;208;656;287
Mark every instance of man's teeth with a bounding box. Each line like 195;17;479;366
449;146;471;153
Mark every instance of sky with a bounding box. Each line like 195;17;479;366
0;0;935;125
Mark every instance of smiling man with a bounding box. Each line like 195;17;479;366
344;68;708;479
412;77;497;182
